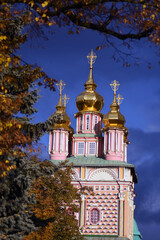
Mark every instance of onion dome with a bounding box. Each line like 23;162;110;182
103;93;125;128
76;50;104;113
103;80;128;134
49;80;72;132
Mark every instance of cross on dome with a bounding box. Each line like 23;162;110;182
56;80;66;95
110;80;120;94
62;94;70;106
116;94;124;105
87;49;97;68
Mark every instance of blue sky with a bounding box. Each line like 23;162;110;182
21;27;160;240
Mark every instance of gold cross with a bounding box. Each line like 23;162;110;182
116;94;124;105
110;80;120;94
87;49;97;68
62;94;70;106
56;80;66;95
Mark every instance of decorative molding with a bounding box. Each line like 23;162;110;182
72;168;80;180
119;191;125;200
87;168;117;181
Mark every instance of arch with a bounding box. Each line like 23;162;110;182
87;168;117;181
72;168;80;180
90;208;100;224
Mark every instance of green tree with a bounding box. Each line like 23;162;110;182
0;4;85;240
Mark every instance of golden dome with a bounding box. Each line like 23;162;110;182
49;80;72;132
76;66;104;112
103;93;125;128
49;95;71;131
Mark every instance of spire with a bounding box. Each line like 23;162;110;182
109;80;120;111
84;49;97;91
49;80;71;130
56;80;66;112
76;50;104;112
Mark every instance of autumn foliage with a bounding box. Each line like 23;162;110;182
23;162;85;240
0;3;56;176
1;0;160;239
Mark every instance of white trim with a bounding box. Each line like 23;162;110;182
60;131;62;152
85;141;87;155
104;132;106;154
118;132;120;152
112;132;114;151
53;132;55;152
82;115;84;131
108;132;111;152
75;141;76;154
76;117;78;133
121;133;124;152
91;114;94;133
56;132;59;151
48;133;51;153
116;131;118;152
125;143;127;162
65;133;68;153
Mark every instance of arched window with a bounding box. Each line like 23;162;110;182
90;208;100;224
79;115;82;131
95;115;98;131
86;115;90;130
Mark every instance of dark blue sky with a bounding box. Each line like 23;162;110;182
21;27;160;240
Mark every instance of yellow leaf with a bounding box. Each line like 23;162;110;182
42;1;49;7
29;1;34;7
35;17;39;22
42;13;46;18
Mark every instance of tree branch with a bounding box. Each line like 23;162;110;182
66;12;154;40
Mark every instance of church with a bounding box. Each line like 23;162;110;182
48;50;142;240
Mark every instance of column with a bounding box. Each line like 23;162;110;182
52;132;55;152
80;195;85;229
119;191;125;236
91;113;94;133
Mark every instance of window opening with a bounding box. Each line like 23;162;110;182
86;115;90;130
78;142;84;155
91;209;100;224
95;115;98;131
80;115;82;131
89;142;95;155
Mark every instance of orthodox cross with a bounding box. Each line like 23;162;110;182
56;80;66;95
87;49;97;68
116;94;124;105
110;80;120;94
62;94;70;106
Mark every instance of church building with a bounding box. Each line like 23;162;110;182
49;50;142;240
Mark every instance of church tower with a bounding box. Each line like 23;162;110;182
72;50;104;157
49;80;74;160
49;50;141;240
103;80;129;162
